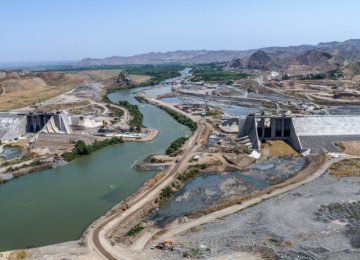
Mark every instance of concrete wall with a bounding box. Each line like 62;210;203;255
288;119;303;151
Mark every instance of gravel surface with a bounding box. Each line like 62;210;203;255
300;135;360;153
161;172;360;259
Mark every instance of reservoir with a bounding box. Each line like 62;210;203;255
0;86;191;251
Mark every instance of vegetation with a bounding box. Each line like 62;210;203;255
127;223;144;236
155;165;208;206
118;100;143;130
108;106;124;118
166;137;188;155
330;159;360;177
159;105;197;131
125;64;185;86
177;168;200;183
134;95;147;103
156;186;176;205
102;95;112;103
62;138;123;162
293;70;343;80
191;63;250;82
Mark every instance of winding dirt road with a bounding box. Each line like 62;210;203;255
86;114;207;260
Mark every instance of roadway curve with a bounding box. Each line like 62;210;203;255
86;109;207;259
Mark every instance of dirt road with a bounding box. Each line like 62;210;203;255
86;117;207;260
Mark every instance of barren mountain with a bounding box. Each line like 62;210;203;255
75;39;360;76
242;50;280;71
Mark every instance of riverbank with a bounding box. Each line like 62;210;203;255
0;74;192;252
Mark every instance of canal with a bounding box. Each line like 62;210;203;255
0;86;191;251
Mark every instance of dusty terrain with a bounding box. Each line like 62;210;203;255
261;140;299;157
0;72;90;110
160;165;360;259
339;140;360;155
0;70;150;110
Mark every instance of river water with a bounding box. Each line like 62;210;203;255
0;87;191;251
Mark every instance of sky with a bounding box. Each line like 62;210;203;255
1;0;360;62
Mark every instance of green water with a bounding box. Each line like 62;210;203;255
0;87;191;251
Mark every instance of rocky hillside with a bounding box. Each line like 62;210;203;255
75;39;360;77
242;50;280;71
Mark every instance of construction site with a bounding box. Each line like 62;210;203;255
1;65;360;260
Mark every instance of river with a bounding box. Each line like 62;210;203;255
0;86;191;251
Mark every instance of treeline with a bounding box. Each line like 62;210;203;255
126;64;185;86
118;101;143;130
166;137;188;155
283;69;343;81
62;138;123;162
159;106;197;131
191;63;250;82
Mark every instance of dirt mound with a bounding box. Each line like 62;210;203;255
36;72;88;86
0;77;47;93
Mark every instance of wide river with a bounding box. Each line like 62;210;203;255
0;86;191;251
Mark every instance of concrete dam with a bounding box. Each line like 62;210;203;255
0;112;72;142
239;114;360;154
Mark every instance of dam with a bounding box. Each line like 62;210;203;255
239;113;360;154
0;111;72;143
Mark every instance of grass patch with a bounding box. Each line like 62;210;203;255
127;223;144;236
329;159;360;177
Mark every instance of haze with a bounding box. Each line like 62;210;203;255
1;0;360;62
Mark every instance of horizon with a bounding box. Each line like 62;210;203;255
1;0;360;63
0;38;358;65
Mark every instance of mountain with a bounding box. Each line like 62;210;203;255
242;50;280;71
75;39;360;75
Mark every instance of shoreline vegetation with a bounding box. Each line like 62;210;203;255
62;138;123;162
166;137;188;156
103;95;144;130
118;101;143;130
158;105;197;132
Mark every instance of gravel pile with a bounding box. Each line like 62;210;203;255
315;201;360;248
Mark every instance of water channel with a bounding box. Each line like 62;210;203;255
0;86;191;251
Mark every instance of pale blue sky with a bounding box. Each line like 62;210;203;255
1;0;359;62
